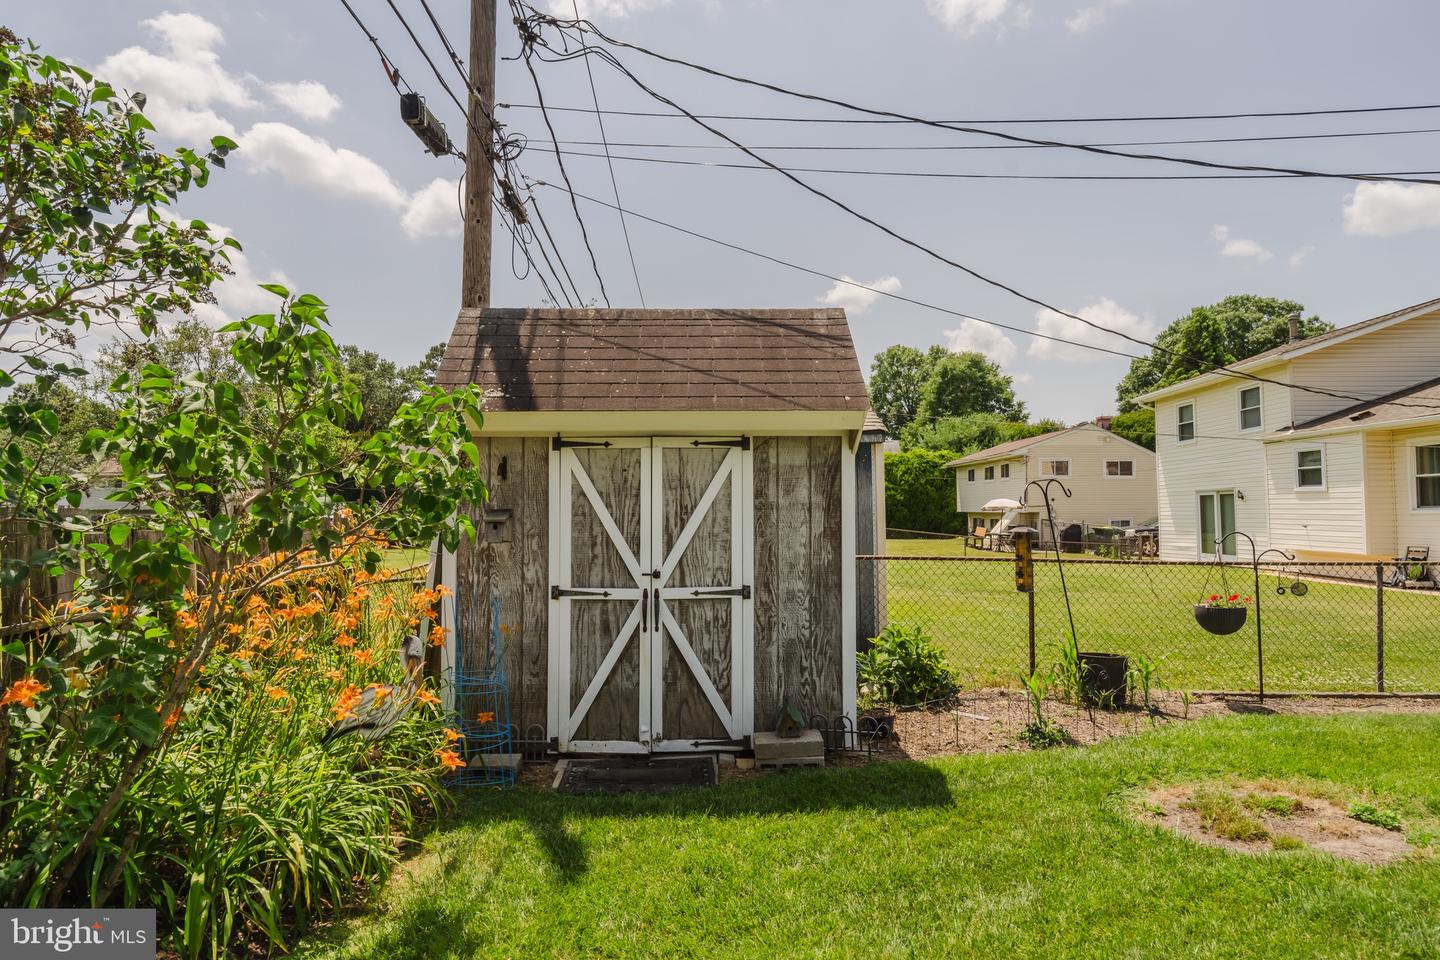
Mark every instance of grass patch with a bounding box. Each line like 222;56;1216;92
1349;802;1404;832
1244;791;1304;817
1183;787;1271;842
294;714;1440;960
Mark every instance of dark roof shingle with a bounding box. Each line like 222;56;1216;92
436;308;870;413
1289;375;1440;433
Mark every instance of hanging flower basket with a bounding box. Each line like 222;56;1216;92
1193;594;1250;635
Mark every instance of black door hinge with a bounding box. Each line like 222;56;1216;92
551;586;614;599
690;437;750;450
687;585;751;599
552;437;614;450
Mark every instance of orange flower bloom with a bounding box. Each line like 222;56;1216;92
437;747;466;771
334;633;357;648
332;685;362;721
324;668;344;681
476;711;495;724
367;684;391;704
443;727;465;742
266;686;289;700
352;649;375;666
436;584;453;599
162;707;182;729
416;688;441;707
1;677;46;709
108;603;130;621
176;610;200;630
428;625;448;647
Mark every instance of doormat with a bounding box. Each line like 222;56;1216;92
555;757;717;795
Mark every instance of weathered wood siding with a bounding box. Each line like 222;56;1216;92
455;437;549;738
753;436;843;728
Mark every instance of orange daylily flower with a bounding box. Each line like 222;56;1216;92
443;727;465;742
266;686;289;700
476;711;496;724
428;625;448;647
162;707;182;729
176;610;200;630
324;669;344;681
108;603;130;621
437;748;466;771
352;649;375;666
334;634;357;648
416;688;441;707
332;685;362;721
1;677;46;709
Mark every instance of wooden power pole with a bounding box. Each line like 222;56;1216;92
460;0;497;310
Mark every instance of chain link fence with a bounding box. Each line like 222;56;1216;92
859;555;1440;693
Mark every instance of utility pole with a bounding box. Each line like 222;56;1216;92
461;0;497;309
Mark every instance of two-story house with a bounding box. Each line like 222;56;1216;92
947;421;1158;537
1136;297;1440;561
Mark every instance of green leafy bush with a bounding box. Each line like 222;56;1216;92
884;448;964;534
1348;802;1402;831
857;624;960;707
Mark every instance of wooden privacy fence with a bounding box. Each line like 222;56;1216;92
859;555;1440;695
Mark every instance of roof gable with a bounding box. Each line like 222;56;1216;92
436;308;870;413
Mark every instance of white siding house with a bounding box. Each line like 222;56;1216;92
947;423;1157;535
1139;297;1440;561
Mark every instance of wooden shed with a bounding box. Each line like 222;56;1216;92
434;307;870;754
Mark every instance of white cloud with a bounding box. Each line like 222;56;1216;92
402;177;463;240
817;275;902;315
555;0;671;17
1342;182;1440;237
266;80;342;122
96;12;252;142
1288;246;1315;269
1212;224;1273;262
1028;297;1153;363
943;318;1017;366
1066;0;1134;32
238;122;409;210
924;0;1015;34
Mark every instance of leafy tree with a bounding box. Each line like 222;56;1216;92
901;412;1064;454
339;345;411;436
914;351;1026;426
867;344;947;435
1110;408;1155;450
884;447;965;534
405;341;447;393
1116;295;1331;410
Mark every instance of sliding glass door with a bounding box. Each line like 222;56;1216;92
1198;492;1237;559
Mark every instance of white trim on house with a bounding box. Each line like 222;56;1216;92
1411;439;1440;512
480;410;864;437
841;442;857;727
1176;402;1197;444
1102;459;1135;479
1040;458;1071;477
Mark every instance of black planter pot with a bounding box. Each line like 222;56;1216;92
1193;604;1248;635
1078;652;1128;707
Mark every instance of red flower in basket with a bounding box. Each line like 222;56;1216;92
1200;593;1251;610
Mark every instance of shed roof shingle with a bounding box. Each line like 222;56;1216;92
436;308;870;413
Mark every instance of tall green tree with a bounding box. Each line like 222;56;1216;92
884;447;964;534
901;411;1064;454
1115;295;1331;410
1109;408;1156;450
914;351;1026;426
867;344;947;435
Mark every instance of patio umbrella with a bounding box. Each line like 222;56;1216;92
980;497;1023;512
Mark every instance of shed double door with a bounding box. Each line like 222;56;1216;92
552;437;753;753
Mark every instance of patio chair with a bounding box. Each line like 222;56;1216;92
1391;546;1436;589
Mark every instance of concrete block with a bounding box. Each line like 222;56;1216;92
469;753;523;774
754;729;825;762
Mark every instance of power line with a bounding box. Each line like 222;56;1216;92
512;1;612;306
495;100;1440;126
335;0;413;92
536;149;1440;182
539;126;1440;153
529;180;1440;413
540;11;1440;187
572;0;645;306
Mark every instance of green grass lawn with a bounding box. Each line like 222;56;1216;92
295;714;1440;959
877;538;1440;692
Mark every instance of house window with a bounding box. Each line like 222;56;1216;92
1104;459;1134;478
1041;459;1070;477
983;466;995;480
1296;447;1326;489
1110;519;1132;529
1177;403;1196;442
967;469;975;482
1417;445;1440;508
1239;386;1262;431
1000;463;1010;479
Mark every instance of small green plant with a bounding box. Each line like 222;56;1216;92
1018;718;1066;749
1180;690;1194;719
857;624;960;707
1015;669;1064;748
1183;789;1270;842
1243;792;1302;817
1054;640;1085;705
1128;653;1163;714
1410;563;1426;581
1270;834;1305;852
1348;802;1403;831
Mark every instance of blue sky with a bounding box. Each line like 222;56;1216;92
12;0;1440;420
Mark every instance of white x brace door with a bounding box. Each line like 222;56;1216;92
550;437;753;753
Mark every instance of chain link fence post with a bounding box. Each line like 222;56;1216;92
1376;562;1385;693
